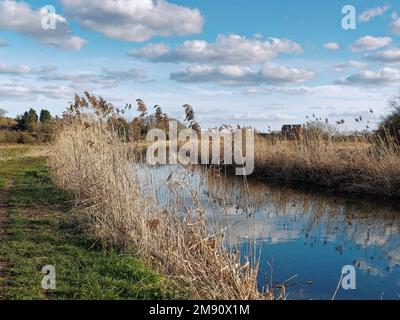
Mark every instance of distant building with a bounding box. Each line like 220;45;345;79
281;124;304;139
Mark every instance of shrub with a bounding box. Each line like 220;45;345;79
0;130;19;143
378;95;400;144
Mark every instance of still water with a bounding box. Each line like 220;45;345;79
138;164;400;300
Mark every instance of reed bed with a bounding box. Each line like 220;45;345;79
48;95;271;300
253;132;400;198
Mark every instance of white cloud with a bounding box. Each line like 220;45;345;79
244;84;380;99
170;64;314;86
337;67;400;86
260;65;314;84
0;80;72;100
0;0;86;51
60;0;203;42
0;62;148;89
390;15;400;35
244;86;309;95
170;64;252;85
365;48;400;64
323;42;340;50
226;113;296;121
359;5;390;23
0;64;32;75
0;81;34;100
334;60;368;72
32;84;73;99
100;68;148;82
39;67;148;87
0;63;56;76
130;34;303;64
129;43;170;60
350;36;392;52
327;110;379;119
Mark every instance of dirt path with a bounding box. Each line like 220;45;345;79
0;179;14;297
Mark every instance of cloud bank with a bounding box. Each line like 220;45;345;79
359;5;390;23
130;34;303;64
350;36;392;52
0;0;86;51
60;0;203;42
170;64;314;86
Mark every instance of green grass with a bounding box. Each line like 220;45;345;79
0;157;186;300
0;176;4;190
0;146;32;161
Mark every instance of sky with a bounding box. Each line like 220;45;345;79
1;0;400;131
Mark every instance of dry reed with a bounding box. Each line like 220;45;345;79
253;132;400;198
48;94;271;300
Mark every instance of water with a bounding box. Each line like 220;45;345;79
138;164;400;300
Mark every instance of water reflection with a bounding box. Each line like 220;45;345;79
138;164;400;300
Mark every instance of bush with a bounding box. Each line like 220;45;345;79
16;133;35;144
378;95;400;144
0;130;19;143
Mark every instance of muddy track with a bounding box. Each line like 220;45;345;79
0;179;15;297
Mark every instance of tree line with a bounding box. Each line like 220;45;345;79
0;107;53;143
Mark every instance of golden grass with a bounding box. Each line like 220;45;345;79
48;116;272;300
252;133;400;198
0;144;48;161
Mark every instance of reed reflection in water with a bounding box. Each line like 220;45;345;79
138;164;400;300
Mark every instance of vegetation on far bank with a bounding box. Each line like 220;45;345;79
0;108;53;144
0;154;186;300
250;95;400;198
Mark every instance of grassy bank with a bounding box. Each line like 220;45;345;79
252;134;400;199
0;144;48;161
0;155;185;300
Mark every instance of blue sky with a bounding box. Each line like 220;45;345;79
1;0;400;131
